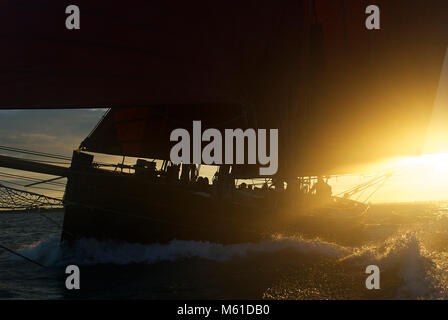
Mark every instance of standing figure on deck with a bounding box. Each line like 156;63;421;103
180;164;197;183
215;165;233;198
311;176;332;205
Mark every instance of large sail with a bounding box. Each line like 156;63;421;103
279;0;448;176
80;104;250;160
2;1;448;176
0;0;303;108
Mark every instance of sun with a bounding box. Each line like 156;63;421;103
420;153;448;173
330;152;448;203
399;153;448;174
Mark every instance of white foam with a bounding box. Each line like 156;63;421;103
341;232;447;299
18;235;350;267
15;232;448;299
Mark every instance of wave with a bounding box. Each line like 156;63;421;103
17;235;350;267
340;232;448;299
13;231;448;299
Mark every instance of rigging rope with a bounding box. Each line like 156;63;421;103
0;172;66;187
335;172;395;203
364;178;390;203
0;243;46;268
0;180;65;193
0;145;71;161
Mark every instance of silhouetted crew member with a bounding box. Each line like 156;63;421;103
167;163;180;182
216;165;233;198
311;176;332;204
181;164;196;183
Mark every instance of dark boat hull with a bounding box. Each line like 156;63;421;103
60;152;368;244
62;168;369;245
62;169;280;244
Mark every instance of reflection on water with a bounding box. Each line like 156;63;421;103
1;202;448;300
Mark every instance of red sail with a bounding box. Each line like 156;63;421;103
282;0;448;176
2;1;448;176
0;0;299;108
80;105;249;160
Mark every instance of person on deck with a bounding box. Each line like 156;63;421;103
180;164;197;183
310;176;332;204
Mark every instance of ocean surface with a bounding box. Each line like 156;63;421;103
1;202;448;300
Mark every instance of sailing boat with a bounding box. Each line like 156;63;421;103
1;0;448;244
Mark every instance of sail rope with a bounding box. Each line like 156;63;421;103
363;178;391;203
0;145;71;161
0;172;66;187
0;243;46;268
0;145;71;196
336;172;394;203
0;180;65;193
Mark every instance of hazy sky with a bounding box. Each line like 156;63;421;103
0;109;107;198
0;109;107;156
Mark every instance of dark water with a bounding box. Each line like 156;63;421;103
1;203;448;300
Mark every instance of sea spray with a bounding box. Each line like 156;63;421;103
339;232;443;299
17;235;351;267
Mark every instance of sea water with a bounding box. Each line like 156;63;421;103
1;202;448;300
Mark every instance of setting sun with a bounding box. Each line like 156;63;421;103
401;153;448;174
329;153;448;203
